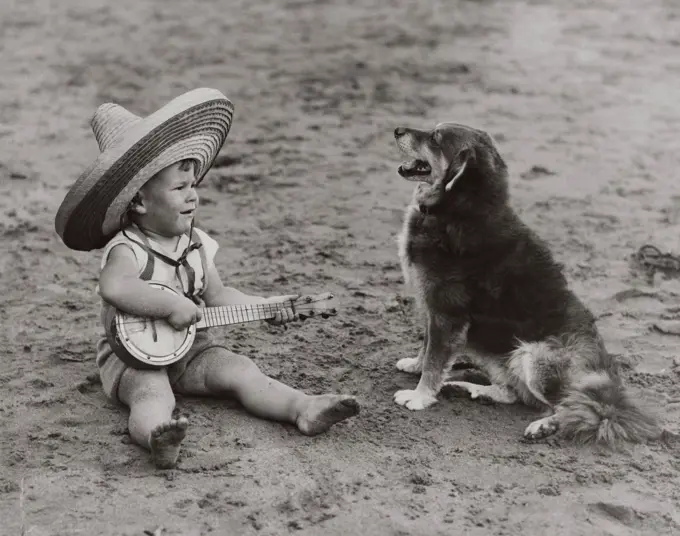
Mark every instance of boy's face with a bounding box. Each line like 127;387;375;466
135;161;199;237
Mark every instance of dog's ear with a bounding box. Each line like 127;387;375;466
477;132;505;175
444;147;474;192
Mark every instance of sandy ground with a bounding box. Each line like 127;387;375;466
2;0;680;534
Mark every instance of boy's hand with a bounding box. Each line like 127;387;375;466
264;294;299;326
166;296;202;330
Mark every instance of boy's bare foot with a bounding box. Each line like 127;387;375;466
296;395;360;436
149;417;188;469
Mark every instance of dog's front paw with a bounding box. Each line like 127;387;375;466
524;416;559;440
393;389;437;411
396;357;422;374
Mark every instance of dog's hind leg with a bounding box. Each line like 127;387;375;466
396;318;428;374
441;382;518;405
524;413;560;439
507;340;571;440
445;364;491;385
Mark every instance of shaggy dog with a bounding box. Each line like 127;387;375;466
392;122;660;445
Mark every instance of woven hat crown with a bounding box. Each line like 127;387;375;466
92;104;143;152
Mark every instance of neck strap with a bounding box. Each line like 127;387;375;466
122;221;203;303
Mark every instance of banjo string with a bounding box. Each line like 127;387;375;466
117;298;329;327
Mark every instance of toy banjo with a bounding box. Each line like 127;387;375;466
104;281;337;369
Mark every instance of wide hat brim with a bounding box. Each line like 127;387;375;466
55;88;234;251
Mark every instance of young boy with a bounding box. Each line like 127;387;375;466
55;88;360;469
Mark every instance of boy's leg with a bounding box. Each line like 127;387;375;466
174;347;359;435
118;367;187;469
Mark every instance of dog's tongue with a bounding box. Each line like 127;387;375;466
402;160;419;171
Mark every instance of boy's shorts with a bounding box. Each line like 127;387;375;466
96;330;220;404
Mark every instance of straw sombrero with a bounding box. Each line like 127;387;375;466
55;87;234;251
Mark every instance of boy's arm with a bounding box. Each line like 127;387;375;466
98;244;187;318
201;263;266;307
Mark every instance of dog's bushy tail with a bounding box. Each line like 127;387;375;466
557;372;661;446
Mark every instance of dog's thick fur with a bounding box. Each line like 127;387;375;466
392;122;660;445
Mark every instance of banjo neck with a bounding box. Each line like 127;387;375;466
195;301;288;329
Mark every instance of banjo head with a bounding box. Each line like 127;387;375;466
108;282;196;369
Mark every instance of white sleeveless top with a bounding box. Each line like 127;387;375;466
96;224;219;302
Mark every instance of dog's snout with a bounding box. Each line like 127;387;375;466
394;127;407;138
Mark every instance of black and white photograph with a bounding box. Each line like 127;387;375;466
2;0;679;534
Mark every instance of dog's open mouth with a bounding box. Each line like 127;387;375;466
398;159;432;178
